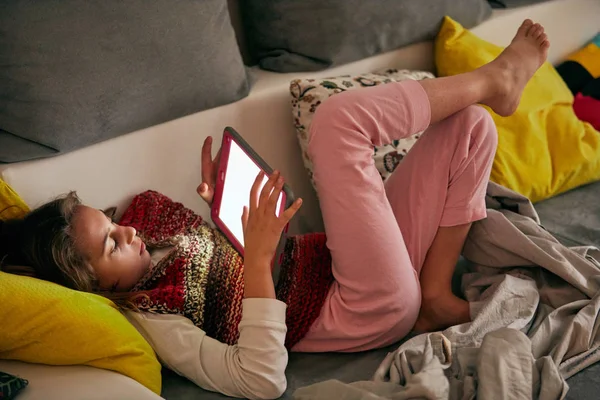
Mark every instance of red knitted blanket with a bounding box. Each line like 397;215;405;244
119;190;333;349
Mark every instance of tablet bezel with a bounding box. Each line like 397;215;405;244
211;126;295;256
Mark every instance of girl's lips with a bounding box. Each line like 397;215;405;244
140;241;146;255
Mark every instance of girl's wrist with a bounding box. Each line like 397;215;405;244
244;252;274;271
243;262;276;299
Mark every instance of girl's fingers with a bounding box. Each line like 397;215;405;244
212;148;222;175
280;198;303;224
201;136;214;185
249;171;265;213
196;182;214;204
241;206;249;233
259;171;279;209
197;182;207;196
266;175;284;214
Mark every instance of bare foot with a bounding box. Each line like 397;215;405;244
413;292;471;333
480;19;550;116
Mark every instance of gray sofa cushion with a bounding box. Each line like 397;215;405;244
161;342;403;399
488;0;554;8
240;0;492;72
161;344;600;400
0;0;249;163
535;181;600;247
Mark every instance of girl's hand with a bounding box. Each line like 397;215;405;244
242;171;302;268
197;136;221;206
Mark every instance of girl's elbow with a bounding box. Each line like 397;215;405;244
261;377;287;400
245;375;287;400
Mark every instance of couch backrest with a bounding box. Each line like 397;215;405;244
227;0;255;65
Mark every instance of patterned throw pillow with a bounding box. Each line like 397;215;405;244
290;69;434;190
0;371;28;400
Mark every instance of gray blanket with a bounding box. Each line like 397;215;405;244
294;182;600;400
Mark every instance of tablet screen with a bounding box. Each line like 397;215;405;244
219;139;283;248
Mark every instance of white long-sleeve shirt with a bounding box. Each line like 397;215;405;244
125;298;288;400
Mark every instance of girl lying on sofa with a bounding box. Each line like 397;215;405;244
0;19;549;400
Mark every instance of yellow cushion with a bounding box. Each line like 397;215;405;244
0;179;29;220
0;180;162;394
435;17;600;202
567;36;600;78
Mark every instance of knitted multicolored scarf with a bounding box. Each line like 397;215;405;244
119;190;333;349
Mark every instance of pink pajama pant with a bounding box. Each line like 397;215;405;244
293;80;498;353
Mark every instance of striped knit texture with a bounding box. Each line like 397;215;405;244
119;191;332;348
276;232;333;349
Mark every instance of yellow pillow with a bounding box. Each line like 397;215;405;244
566;35;600;78
0;180;162;394
0;179;29;219
435;17;600;202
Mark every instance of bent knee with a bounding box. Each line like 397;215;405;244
308;93;350;138
306;92;362;160
462;105;498;157
383;279;422;335
461;104;493;123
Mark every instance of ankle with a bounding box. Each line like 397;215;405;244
474;67;500;99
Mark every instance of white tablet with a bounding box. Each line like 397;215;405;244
211;127;294;256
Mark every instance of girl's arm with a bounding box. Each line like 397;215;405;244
241;171;302;299
198;139;303;300
130;170;301;399
125;298;287;400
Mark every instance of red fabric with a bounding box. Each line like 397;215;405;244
276;233;334;349
119;190;333;348
120;191;244;345
573;93;600;130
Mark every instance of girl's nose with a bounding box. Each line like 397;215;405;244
125;226;136;244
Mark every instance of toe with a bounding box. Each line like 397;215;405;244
538;25;546;39
535;26;545;39
540;33;548;43
542;40;550;49
527;23;540;38
517;19;533;36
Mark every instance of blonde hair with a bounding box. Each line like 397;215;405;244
0;192;145;310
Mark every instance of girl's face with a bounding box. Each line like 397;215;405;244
71;205;151;292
